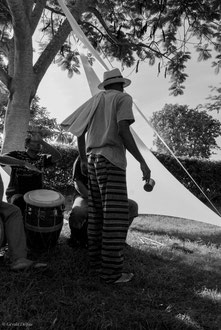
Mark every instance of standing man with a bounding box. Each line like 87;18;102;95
76;68;151;284
2;131;61;214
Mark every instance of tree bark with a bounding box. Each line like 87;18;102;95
1;0;81;152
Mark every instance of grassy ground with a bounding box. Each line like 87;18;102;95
0;214;221;330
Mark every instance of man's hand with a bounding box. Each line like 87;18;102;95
140;161;151;182
80;160;88;176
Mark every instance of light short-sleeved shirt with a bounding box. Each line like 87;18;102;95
86;90;134;169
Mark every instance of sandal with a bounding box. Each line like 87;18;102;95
113;272;134;284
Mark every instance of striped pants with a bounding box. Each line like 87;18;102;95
87;154;129;282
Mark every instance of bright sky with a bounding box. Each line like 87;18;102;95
36;49;221;156
37;52;221;122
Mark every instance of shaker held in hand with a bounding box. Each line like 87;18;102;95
143;178;155;192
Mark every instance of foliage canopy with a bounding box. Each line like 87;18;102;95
198;84;221;113
1;0;221;95
150;104;221;158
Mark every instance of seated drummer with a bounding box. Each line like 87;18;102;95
69;155;139;247
0;154;47;270
2;130;61;215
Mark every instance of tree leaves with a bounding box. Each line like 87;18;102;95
167;51;190;96
1;0;221;97
196;44;212;62
199;84;221;113
56;46;81;77
150;104;221;158
212;54;221;75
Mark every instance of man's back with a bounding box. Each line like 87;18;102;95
86;90;134;169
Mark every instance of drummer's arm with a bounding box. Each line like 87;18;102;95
40;140;61;163
29;132;61;163
0;154;27;167
0;155;41;172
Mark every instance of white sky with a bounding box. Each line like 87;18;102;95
36;50;221;156
37;52;221;123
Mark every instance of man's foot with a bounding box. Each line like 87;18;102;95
10;258;47;271
102;272;134;284
10;258;33;271
113;273;134;284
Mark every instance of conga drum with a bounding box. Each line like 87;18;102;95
24;189;65;251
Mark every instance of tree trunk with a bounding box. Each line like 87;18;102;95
1;1;72;152
2;0;35;152
3;85;34;152
1;0;87;152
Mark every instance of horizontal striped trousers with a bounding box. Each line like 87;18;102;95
87;154;129;282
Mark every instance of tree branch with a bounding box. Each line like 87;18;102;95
6;0;25;24
22;0;35;18
88;7;119;45
6;0;30;37
33;0;91;92
82;20;171;62
33;18;72;88
31;0;47;35
45;5;65;16
86;6;173;62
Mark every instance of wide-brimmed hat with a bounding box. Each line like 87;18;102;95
98;68;131;90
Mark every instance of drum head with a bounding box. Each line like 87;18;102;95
24;189;65;207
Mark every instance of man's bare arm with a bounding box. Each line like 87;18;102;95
118;120;151;181
0;155;42;173
74;180;88;199
77;132;87;176
31;133;61;163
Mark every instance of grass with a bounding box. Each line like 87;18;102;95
0;214;221;330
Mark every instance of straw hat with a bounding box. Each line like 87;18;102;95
98;68;131;90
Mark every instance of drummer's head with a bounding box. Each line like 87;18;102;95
25;137;42;153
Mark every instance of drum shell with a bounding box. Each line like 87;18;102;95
24;203;64;251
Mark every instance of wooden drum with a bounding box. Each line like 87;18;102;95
24;189;65;251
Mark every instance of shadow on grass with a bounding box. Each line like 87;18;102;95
0;218;221;330
123;243;221;330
